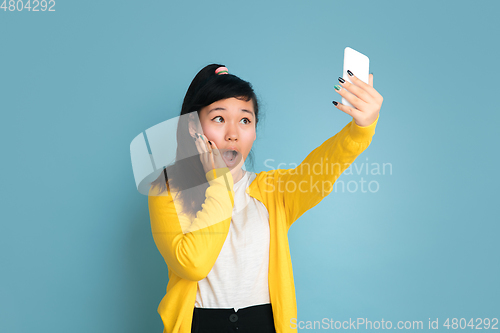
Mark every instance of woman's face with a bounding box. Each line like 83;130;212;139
197;97;256;172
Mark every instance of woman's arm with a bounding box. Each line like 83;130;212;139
279;116;379;229
280;72;383;229
148;168;234;281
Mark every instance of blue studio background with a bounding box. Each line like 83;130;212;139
1;0;499;332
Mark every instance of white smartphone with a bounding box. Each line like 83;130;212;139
342;47;370;108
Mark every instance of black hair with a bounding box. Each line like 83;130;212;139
150;64;261;217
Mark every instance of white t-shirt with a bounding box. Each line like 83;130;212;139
195;170;271;312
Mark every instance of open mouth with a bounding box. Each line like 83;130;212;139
222;150;238;163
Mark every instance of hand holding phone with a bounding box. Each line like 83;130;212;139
333;47;383;127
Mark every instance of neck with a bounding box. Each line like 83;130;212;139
232;168;244;183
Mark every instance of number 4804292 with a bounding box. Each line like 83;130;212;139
1;0;56;11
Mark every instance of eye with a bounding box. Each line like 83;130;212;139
212;116;223;123
211;116;252;125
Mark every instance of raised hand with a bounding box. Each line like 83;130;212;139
192;133;227;175
333;71;383;127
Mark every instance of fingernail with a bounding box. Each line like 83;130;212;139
338;77;345;84
334;85;341;91
332;101;338;106
347;70;353;76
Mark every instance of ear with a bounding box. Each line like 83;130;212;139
188;116;198;137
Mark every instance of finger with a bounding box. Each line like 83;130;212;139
194;133;208;157
199;134;211;152
209;140;218;157
210;141;223;162
369;74;373;87
208;142;215;170
347;70;383;102
195;134;215;174
202;136;213;154
332;100;362;119
207;140;213;154
208;140;228;169
334;84;369;111
198;134;215;172
199;136;215;171
338;77;375;105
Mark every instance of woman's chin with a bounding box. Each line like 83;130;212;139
228;157;245;176
228;164;241;173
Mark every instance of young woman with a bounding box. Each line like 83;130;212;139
148;64;383;333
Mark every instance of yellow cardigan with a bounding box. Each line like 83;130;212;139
148;114;379;333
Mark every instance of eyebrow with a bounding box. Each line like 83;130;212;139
208;107;255;117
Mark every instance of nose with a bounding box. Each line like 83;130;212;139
225;124;238;142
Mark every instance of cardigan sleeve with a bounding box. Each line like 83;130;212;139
148;167;235;281
279;114;380;230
